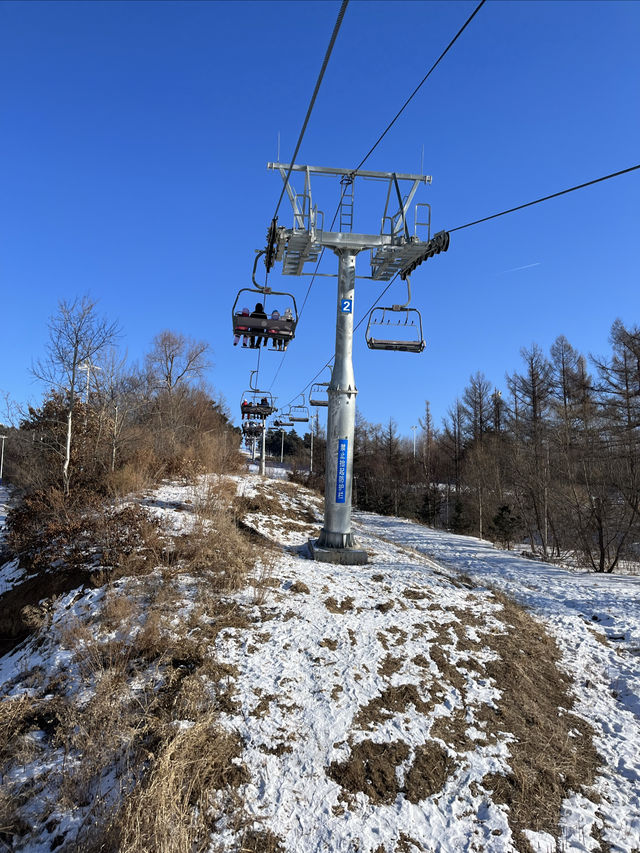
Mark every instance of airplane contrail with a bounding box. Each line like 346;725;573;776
501;262;541;274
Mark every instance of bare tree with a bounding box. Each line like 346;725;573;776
32;297;119;495
145;331;210;395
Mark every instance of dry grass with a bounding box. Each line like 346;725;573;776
354;684;433;731
113;716;248;853
478;591;600;848
1;475;271;852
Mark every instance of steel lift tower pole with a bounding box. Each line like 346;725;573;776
267;163;446;565
319;246;359;551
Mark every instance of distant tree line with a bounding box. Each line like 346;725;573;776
351;320;640;573
3;296;242;501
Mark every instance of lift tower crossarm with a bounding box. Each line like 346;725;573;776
268;163;432;183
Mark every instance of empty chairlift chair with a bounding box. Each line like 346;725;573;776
309;382;329;407
288;403;310;423
364;276;425;354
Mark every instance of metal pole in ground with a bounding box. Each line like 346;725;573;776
280;428;284;463
0;435;6;482
260;421;266;476
313;248;367;564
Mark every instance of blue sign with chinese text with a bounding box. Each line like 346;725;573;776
336;438;348;503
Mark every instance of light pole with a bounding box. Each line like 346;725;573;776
0;434;6;482
410;425;417;459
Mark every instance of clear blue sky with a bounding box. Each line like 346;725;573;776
1;0;638;437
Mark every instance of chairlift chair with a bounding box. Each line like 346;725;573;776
242;421;263;439
289;404;310;423
240;390;277;420
232;251;298;350
309;382;329;407
364;276;425;353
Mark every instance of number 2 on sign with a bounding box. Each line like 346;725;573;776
341;299;353;314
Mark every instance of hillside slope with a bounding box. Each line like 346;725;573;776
1;475;639;852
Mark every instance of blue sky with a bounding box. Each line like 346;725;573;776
1;0;638;437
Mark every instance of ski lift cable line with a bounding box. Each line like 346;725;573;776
282;162;640;408
267;0;486;389
279;276;397;411
276;0;486;332
271;0;349;225
352;0;487;173
449;164;640;233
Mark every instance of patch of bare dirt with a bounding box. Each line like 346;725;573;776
324;596;354;614
354;684;433;730
328;738;454;807
430;711;475;752
404;741;454;802
327;740;410;805
237;827;286;852
403;588;429;601
378;654;404;677
428;644;467;695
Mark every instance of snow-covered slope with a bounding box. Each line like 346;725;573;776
1;475;639;852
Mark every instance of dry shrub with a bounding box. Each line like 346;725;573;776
107;454;156;498
100;590;137;631
0;786;29;853
114;716;248;853
233;491;282;520
6;489;163;580
190;433;244;477
172;497;265;593
0;694;48;768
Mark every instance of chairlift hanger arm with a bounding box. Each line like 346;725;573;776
252;250;269;291
391;276;412;311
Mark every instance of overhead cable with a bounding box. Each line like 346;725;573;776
283;162;640;410
449;164;640;233
271;0;349;223
268;2;485;392
353;0;486;172
258;2;348;389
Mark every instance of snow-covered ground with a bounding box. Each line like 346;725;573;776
1;475;639;852
350;512;640;852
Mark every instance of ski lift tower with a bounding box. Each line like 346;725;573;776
266;163;450;565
